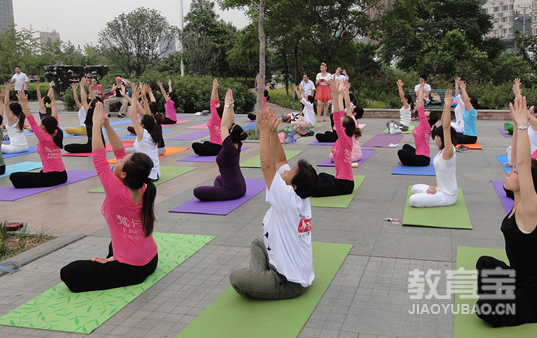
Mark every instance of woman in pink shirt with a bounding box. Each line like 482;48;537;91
312;81;357;197
192;78;223;156
9;90;67;188
60;101;158;293
157;79;179;125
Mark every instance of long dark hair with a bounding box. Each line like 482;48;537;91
342;116;361;138
431;125;458;149
9;102;25;131
229;123;248;143
41;115;63;149
169;92;179;108
122;152;156;237
404;94;415;111
43;96;52;115
141;115;162;146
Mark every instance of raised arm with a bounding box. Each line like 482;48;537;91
509;95;537;232
344;81;353;117
168;79;172;94
48;82;58;117
397;79;409;110
220;89;235;141
292;83;305;101
146;85;156;103
416;83;424;109
459;81;473;111
510;105;518;169
513;78;522;98
258;106;277;187
35;77;45;111
441;90;454;160
129;86;145;142
80;77;90;113
157;80;169;102
71;82;82;109
211;78;219;102
92;102;106;150
454;77;460;97
3;83;16;125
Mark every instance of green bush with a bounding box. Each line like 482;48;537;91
269;88;302;111
0;83;51;101
62;74;256;114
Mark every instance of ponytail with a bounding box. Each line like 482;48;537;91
41;115;63;149
141;115;162;146
43;97;52;115
53;127;64;149
141;180;156;237
353;125;362;138
230;123;248;143
9;103;25;131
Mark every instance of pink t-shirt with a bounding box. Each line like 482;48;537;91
27;115;65;173
412;106;431;157
263;96;268;109
208;99;222;145
93;148;158;266
330;115;361;162
331;111;353;181
164;99;177;121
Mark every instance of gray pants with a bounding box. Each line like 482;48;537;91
229;238;307;300
104;96;129;116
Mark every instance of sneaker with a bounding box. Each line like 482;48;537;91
117;113;125;118
5;222;23;231
2;134;9;141
456;145;470;153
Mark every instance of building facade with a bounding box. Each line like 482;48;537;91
483;0;532;42
0;0;14;34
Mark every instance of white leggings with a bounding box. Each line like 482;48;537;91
408;184;457;208
2;144;29;154
291;117;313;130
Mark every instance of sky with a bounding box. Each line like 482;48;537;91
12;0;250;46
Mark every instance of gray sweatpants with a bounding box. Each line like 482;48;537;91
229;237;307;300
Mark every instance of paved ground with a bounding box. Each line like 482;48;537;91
0;102;513;337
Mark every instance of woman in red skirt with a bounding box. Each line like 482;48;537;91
315;63;332;122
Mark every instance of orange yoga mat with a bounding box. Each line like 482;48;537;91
460;140;482;150
107;147;189;164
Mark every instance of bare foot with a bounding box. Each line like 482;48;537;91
504;162;512;167
398;161;402;165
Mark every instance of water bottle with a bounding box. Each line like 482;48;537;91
288;131;294;144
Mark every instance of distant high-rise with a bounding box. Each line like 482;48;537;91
40;30;61;44
0;0;14;34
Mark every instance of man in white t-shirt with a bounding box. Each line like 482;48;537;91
229;106;318;300
300;74;316;97
10;66;29;92
414;75;431;104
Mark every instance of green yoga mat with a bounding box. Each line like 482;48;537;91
240;150;302;168
0;233;214;334
177;241;352;338
402;187;472;229
454;246;537;337
382;124;415;134
309;175;364;208
87;166;196;193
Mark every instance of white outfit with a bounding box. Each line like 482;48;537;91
316;73;332;85
529;126;537;154
414;83;432;94
409;147;457;207
300;98;315;126
133;129;160;181
451;94;465;133
2;120;29;153
332;74;348;82
263;164;314;287
77;106;86;127
11;72;29;91
300;80;316;97
399;106;412;127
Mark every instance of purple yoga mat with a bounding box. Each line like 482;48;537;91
498;128;513;138
309;140;334;146
492;181;514;214
178;147;251;162
363;134;404;147
0;170;97;201
169;178;266;215
317;149;375;167
187;123;209;130
167;130;210;141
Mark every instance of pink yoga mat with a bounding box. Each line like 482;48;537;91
363;134;403;147
492;181;514;214
187;123;209;130
169;178;266;215
178;147;251;162
62;142;134;157
0;170;97;201
317;149;375;167
162;120;191;127
167;130;210;141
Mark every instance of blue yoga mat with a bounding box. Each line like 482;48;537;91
392;156;436;176
2;145;38;159
109;119;133;126
0;162;43;178
241;123;257;131
496;155;512;174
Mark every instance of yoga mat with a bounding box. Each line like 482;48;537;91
309;175;364;208
88;166;196;193
391;156;436;176
496;155;512;174
162;120;191;126
109;119;133;126
178;147;251;163
492;181;514;214
107;147;189;164
382;125;415;134
167;130;210;141
62;142;135;157
0;162;42;178
240;150;302;168
170;178;266;215
0;233;214;334
317;149;375;168
461;140;482;150
498;128;513;138
402;187;472;229
313;123;324;128
119;129;173;139
187;123;209;130
358;123;366;129
362;134;403;147
176;241;352;338
0;170;97;201
453;246;537;338
2;145;37;159
308;140;334;146
241;123;257;131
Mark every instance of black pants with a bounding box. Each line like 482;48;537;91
475;256;537;327
192;141;222;156
397;144;430;166
457;133;477;144
312;173;354;197
162;117;176;124
60;242;158;293
247;113;256;121
0;164;5;175
315;131;338;143
64;127;105;153
10;170;67;188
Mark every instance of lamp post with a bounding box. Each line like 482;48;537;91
180;0;185;76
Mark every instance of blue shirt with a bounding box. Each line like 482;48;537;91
462;108;478;137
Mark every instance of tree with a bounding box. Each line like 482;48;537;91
99;7;177;76
0;26;39;77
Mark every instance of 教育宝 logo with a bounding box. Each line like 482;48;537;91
407;267;516;315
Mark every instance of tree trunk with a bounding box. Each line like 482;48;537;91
256;0;266;112
282;50;289;95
